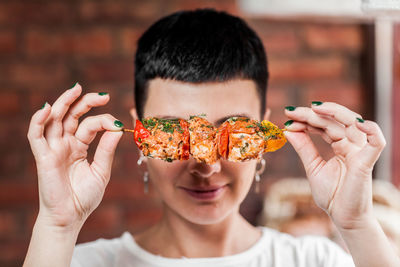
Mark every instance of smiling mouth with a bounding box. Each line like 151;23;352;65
180;185;227;200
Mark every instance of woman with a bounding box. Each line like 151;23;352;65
23;9;399;267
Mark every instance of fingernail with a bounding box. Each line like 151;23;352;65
98;92;109;96
114;120;124;128
70;82;78;89
40;102;47;110
311;101;323;106
356;117;364;123
284;120;294;127
285;106;296;111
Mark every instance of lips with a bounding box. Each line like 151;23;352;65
179;185;227;200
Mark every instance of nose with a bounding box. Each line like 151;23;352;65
188;159;221;178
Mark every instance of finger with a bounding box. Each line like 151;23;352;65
285;121;333;144
27;103;52;158
285;107;345;141
311;102;361;127
91;130;123;185
284;130;325;177
355;120;386;167
45;83;82;139
63;92;110;135
75;114;124;145
345;123;367;146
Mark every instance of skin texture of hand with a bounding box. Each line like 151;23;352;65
27;83;123;229
284;102;386;230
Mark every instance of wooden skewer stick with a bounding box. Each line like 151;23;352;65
110;128;286;133
108;128;135;133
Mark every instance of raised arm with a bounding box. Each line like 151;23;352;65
284;102;400;267
23;83;123;267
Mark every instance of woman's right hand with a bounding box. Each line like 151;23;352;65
27;83;123;230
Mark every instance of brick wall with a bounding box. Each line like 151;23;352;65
0;0;371;266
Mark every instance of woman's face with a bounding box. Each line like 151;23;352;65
131;78;267;225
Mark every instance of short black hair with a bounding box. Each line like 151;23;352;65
134;8;268;120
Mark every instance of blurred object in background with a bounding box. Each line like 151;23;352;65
259;177;400;256
239;0;400;19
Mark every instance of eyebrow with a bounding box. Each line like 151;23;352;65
156;113;252;124
215;114;252;125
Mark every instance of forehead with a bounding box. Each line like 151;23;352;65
143;78;261;124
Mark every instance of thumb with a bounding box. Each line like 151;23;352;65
284;130;323;177
91;130;123;183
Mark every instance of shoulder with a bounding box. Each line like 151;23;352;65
258;227;355;267
71;232;131;267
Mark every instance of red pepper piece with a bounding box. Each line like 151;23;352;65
134;119;150;148
217;122;229;159
179;119;190;160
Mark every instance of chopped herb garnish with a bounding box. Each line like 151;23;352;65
142;118;157;129
189;113;207;120
165;158;173;162
240;143;249;154
168;137;173;141
138;137;142;142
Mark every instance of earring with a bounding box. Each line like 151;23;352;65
137;152;149;194
254;158;266;193
137;152;146;166
143;171;149;194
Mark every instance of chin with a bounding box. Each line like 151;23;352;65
179;201;236;225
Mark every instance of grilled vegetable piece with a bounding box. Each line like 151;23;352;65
134;120;150;148
134;117;190;162
188;116;218;164
259;120;287;152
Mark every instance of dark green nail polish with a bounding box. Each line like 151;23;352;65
98;92;108;96
356;117;364;123
284;120;294;127
114;120;124;128
312;101;323;106
71;82;78;88
285;106;296;111
40;102;47;109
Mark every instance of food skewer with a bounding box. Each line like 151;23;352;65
110;127;287;133
122;115;288;164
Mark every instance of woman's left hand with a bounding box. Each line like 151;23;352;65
284;102;386;230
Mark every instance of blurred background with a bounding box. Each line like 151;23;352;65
0;0;399;266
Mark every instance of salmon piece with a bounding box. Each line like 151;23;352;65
136;117;189;162
216;117;287;162
188;116;218;164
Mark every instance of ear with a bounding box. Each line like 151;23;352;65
130;107;139;124
263;108;271;121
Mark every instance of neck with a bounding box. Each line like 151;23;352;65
134;204;261;258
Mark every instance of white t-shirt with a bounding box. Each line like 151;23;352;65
71;227;355;267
